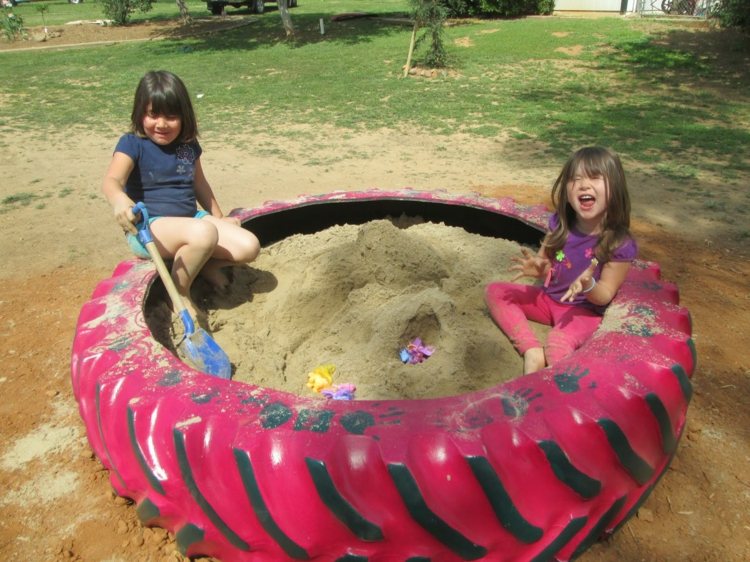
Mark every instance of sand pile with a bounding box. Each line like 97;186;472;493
157;218;542;400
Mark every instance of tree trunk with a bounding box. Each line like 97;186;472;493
175;0;191;24
277;0;294;36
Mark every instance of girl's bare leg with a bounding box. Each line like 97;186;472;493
199;216;260;290
199;259;233;291
523;347;547;374
150;217;219;317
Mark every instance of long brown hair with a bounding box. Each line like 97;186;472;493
130;70;198;143
545;146;632;263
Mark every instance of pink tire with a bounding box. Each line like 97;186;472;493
71;190;695;561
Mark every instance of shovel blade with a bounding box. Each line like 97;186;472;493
178;328;232;379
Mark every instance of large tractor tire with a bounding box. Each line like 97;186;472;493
71;190;695;561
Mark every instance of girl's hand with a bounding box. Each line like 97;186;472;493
510;247;550;282
220;215;241;227
102;151;137;234
113;198;138;234
561;258;598;302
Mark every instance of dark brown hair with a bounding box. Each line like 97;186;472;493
545;146;632;263
130;70;198;143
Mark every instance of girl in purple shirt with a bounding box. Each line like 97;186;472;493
102;71;260;320
485;147;638;374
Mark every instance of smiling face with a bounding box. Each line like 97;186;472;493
142;104;182;146
565;166;609;234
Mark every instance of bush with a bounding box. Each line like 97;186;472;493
99;0;154;25
1;9;25;40
710;0;750;31
441;0;476;17
441;0;554;17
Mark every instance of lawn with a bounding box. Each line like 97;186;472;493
1;1;749;228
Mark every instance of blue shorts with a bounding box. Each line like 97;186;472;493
126;210;210;259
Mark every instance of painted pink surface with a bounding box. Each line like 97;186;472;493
71;190;695;561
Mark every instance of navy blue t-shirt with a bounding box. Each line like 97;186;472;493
115;134;202;219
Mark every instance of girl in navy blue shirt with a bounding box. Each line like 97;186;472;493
102;70;259;319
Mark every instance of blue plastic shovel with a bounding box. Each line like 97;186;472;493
133;202;232;379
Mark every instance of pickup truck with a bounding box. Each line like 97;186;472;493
205;0;297;15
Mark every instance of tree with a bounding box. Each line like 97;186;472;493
408;0;448;70
277;0;294;36
175;0;191;24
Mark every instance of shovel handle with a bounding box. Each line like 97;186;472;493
132;203;196;335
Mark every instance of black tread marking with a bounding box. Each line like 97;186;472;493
136;498;160;523
172;430;250;551
466;456;543;543
305;458;384;541
175;523;204;555
233;448;310;560
537;441;601;499
610;484;656;535
388;463;488;560
644;393;677;454
127;407;165;495
597;419;654;485
570;496;627;560
530;516;587;562
671;363;693;402
610;456;679;537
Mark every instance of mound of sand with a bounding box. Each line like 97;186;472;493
155;218;545;400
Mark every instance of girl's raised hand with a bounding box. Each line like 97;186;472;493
510;247;549;282
561;258;598;302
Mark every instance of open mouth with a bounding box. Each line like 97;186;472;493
578;194;595;209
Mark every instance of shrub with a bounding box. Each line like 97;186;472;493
710;0;750;31
1;9;25;40
99;0;154;25
441;0;554;17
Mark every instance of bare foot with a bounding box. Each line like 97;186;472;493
523;347;546;374
199;263;230;292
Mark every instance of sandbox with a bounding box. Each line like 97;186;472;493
71;190;695;562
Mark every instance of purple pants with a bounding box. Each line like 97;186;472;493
485;282;603;366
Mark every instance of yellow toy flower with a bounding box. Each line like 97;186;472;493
306;364;335;393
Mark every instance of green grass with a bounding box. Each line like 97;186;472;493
1;191;43;212
5;0;210;27
1;1;749;187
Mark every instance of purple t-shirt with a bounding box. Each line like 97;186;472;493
115;134;202;219
544;213;638;309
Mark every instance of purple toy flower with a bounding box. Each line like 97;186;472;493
399;337;435;364
322;383;357;400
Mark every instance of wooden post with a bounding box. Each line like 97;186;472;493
403;22;418;78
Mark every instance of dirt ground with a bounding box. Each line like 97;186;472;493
1;17;749;562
